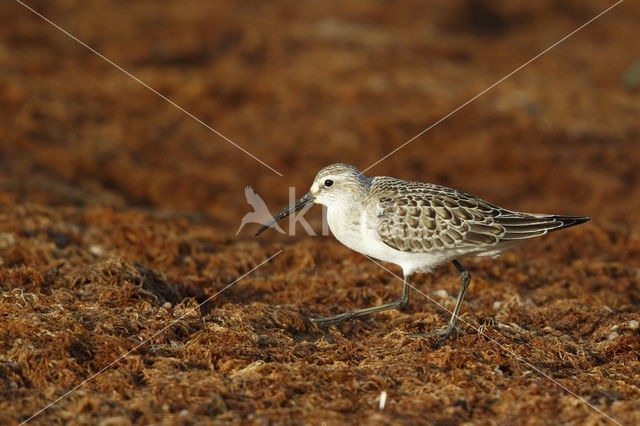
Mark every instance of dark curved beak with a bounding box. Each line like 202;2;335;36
255;192;315;236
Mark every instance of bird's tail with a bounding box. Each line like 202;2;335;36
494;215;591;241
546;215;592;231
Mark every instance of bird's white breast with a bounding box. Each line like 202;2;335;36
326;204;453;275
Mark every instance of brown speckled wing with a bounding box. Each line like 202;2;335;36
372;177;576;253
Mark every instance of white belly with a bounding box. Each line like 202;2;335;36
326;206;453;275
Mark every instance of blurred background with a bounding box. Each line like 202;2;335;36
2;1;640;423
1;0;638;236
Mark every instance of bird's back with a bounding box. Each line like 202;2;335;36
368;176;590;257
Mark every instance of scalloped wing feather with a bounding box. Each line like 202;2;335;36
372;177;588;254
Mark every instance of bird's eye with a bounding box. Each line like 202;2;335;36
324;179;334;187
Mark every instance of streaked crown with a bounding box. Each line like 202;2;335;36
310;163;370;207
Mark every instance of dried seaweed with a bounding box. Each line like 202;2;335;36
1;0;640;424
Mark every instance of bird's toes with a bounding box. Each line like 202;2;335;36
409;325;463;347
308;313;351;327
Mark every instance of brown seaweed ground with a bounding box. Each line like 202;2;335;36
1;1;639;424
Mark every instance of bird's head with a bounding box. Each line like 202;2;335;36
255;163;369;236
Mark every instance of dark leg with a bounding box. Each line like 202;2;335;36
309;273;411;327
414;260;471;346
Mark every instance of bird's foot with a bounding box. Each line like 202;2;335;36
410;324;463;348
308;311;356;327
